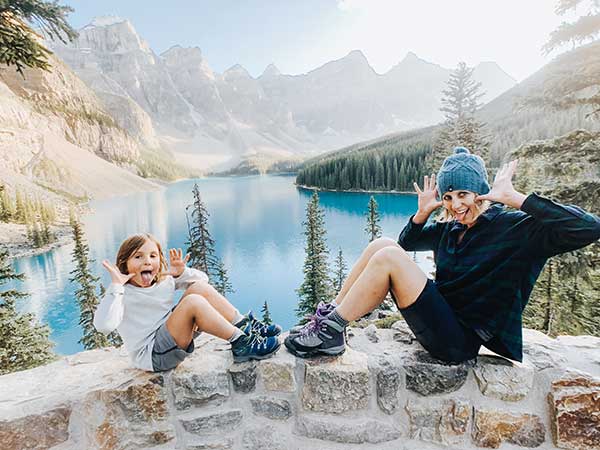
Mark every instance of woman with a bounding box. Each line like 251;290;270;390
285;147;600;363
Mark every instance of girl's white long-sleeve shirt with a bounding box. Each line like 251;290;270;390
93;267;209;371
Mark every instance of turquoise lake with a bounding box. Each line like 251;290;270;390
10;175;433;355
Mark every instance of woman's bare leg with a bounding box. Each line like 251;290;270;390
336;246;428;322
182;282;239;323
166;294;238;349
334;237;399;305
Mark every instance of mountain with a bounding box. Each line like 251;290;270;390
50;17;517;172
0;55;159;205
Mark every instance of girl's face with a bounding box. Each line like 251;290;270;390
126;239;161;287
442;190;480;227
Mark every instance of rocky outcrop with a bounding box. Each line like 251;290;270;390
1;326;599;450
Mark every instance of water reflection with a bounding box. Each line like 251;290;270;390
9;175;430;355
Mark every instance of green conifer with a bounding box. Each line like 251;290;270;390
332;247;348;296
186;183;219;279
69;216;118;349
365;196;382;242
296;193;332;321
0;0;77;75
214;259;234;296
0;247;54;375
261;300;273;325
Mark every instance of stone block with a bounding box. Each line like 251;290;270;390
83;373;175;449
302;349;369;414
228;361;258;393
549;372;600;450
404;350;472;396
364;324;379;343
0;406;71;450
391;319;416;344
472;409;546;448
250;396;292;420
377;366;401;415
473;355;534;401
260;353;297;392
405;399;470;446
242;425;288;450
180;409;243;436
186;437;234;449
296;415;402;444
172;353;230;410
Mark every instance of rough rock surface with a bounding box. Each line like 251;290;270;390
0;330;599;450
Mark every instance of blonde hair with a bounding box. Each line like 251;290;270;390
437;198;491;223
115;233;168;284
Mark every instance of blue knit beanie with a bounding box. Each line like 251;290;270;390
436;147;490;196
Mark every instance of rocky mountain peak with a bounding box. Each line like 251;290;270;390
224;64;252;79
261;63;281;78
77;16;150;54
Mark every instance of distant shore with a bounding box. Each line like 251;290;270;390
295;183;416;195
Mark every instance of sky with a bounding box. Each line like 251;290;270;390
63;0;576;82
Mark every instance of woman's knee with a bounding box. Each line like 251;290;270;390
371;246;409;268
365;237;399;257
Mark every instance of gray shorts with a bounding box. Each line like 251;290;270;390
151;320;195;372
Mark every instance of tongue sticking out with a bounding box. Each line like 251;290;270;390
140;271;154;285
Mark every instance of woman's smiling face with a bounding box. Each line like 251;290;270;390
126;239;160;287
442;190;479;227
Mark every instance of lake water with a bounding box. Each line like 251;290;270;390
10;175;433;355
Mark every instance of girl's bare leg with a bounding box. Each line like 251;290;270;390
336;246;428;322
182;282;239;323
166;294;238;349
334;237;399;305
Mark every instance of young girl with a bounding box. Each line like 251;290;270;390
285;147;600;363
94;233;281;372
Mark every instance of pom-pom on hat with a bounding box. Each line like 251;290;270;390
436;147;490;196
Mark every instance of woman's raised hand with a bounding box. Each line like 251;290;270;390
102;260;134;285
476;160;527;209
169;248;190;277
413;174;442;221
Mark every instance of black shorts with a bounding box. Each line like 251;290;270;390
397;279;483;363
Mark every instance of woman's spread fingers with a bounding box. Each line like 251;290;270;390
413;182;422;194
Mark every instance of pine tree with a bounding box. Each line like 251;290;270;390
214;260;234;296
364;196;382;242
0;0;77;75
0;185;14;222
296;193;332;321
186;183;219;280
430;62;489;171
332;247;348;296
0;247;54;374
69;215;118;349
261;300;273;325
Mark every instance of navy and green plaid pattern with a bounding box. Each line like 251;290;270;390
398;193;600;361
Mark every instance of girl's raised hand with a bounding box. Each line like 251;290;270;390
414;173;443;217
476;160;527;208
102;260;134;285
169;248;190;277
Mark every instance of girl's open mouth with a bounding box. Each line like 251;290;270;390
140;270;154;285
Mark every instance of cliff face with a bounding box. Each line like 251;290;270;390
0;326;598;450
0;56;159;203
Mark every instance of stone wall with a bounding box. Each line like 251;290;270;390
0;324;599;450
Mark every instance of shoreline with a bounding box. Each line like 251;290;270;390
1;223;73;260
295;183;416;195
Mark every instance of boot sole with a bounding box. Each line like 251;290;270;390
284;339;345;358
232;341;281;363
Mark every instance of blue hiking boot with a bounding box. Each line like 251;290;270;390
289;302;335;336
284;312;345;358
236;310;282;337
231;324;281;363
